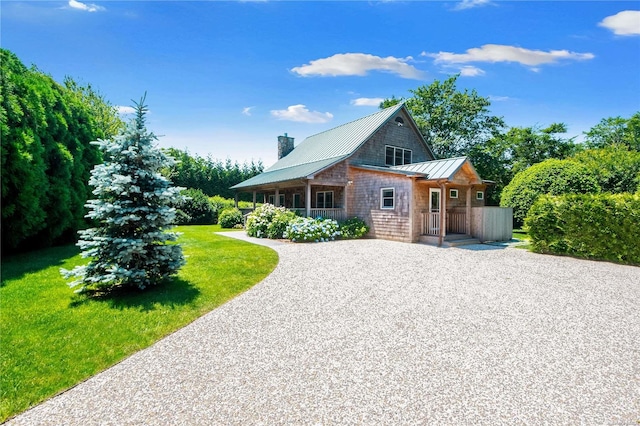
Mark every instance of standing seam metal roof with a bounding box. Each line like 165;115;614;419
265;103;405;172
231;103;407;189
392;156;471;180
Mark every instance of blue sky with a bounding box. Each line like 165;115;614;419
3;1;640;167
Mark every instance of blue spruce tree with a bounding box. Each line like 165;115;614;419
63;96;185;292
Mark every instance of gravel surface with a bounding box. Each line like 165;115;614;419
7;237;639;425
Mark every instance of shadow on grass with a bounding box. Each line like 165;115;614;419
1;245;80;284
68;277;200;311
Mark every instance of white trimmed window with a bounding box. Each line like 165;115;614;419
385;145;412;166
476;191;484;201
449;189;458;199
316;191;334;209
381;188;395;209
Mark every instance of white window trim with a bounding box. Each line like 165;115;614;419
449;189;458;199
476;191;484;201
385;145;412;166
316;190;334;209
380;187;395;209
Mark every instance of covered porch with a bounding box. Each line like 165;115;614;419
235;179;349;222
418;182;484;245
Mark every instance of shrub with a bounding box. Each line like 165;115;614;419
570;146;640;194
284;217;341;242
246;204;296;239
219;208;243;229
500;158;600;227
175;188;216;225
525;193;640;265
339;217;370;239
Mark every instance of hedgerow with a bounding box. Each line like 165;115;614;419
500;159;600;227
525;193;640;265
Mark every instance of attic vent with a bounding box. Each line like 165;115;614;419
395;117;405;126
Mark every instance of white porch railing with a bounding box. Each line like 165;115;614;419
287;208;347;221
422;212;441;236
309;208;346;221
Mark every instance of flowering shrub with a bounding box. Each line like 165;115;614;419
246;204;296;239
219;208;243;229
284;217;341;242
339;217;370;239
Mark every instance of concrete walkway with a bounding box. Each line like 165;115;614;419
8;238;639;425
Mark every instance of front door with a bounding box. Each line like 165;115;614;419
428;188;441;235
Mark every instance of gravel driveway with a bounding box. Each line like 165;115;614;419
8;236;639;425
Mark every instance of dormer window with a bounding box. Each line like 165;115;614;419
385;145;412;166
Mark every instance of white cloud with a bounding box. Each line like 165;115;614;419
488;95;511;102
291;53;426;80
458;65;485;77
351;97;385;107
117;106;136;115
424;44;594;67
453;0;492;11
68;0;105;12
242;106;255;116
599;10;640;36
270;105;333;124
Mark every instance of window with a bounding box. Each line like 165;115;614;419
476;191;484;201
316;191;334;209
293;194;301;209
381;188;395;209
385;145;412;166
449;189;458;199
268;194;285;206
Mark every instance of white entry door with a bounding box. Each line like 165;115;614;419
428;188;441;235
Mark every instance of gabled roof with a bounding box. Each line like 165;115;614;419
392;156;471;180
232;103;425;190
351;156;481;183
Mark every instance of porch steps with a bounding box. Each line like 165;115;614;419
419;234;481;247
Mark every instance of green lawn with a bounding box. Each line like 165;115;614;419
0;225;278;422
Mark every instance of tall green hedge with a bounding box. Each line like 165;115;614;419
525;193;640;265
1;49;120;253
500;158;600;227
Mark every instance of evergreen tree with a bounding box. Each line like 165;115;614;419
62;96;185;292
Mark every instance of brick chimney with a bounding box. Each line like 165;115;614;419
277;133;295;159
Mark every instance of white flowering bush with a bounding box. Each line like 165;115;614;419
61;97;185;293
284;217;341;243
245;204;296;239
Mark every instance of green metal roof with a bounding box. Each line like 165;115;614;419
232;103;407;189
230;157;343;189
392;156;481;181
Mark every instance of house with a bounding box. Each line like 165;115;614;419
232;103;512;245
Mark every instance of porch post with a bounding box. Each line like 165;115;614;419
275;188;280;207
252;191;256;210
234;192;239;209
439;183;447;246
343;184;348;219
466;185;472;235
306;181;311;217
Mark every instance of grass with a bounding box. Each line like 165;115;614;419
512;228;531;249
0;225;278;422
